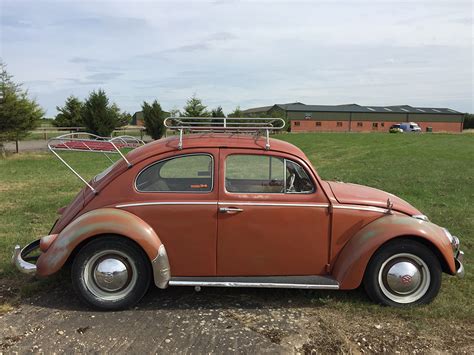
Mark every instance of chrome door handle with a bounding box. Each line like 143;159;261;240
219;207;243;213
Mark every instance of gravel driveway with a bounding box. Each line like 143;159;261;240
1;281;472;353
4;140;48;152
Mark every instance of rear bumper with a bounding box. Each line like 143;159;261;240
12;240;40;275
455;250;465;278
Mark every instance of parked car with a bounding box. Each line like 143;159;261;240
13;118;464;310
389;124;403;133
389;123;422;133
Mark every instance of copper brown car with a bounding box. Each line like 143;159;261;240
13;118;464;310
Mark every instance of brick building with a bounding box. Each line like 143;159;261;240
241;103;464;133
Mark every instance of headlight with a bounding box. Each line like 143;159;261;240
412;214;429;222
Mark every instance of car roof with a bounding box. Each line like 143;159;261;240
126;133;307;164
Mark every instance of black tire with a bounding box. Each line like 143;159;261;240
72;236;151;310
363;239;442;307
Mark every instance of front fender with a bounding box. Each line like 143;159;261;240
36;208;170;288
332;215;455;289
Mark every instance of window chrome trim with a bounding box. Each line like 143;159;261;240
134;153;214;194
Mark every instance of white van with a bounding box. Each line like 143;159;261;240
399;122;422;132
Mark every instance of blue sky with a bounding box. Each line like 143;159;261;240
1;0;472;116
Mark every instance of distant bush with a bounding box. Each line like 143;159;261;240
463;113;474;130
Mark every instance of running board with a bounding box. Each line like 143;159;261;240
168;275;339;290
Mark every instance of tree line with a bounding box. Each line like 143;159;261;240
2;58;473;154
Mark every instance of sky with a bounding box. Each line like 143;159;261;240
1;0;473;117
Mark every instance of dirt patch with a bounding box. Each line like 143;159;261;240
0;182;31;193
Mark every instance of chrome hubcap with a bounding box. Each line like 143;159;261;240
83;250;137;301
93;258;130;292
378;253;430;304
386;261;422;294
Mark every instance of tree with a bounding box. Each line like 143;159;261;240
0;61;44;155
463;113;474;130
211;106;225;118
142;100;166;140
227;106;242;118
169;108;180;118
53;95;83;127
182;95;209;117
210;106;225;125
81;89;122;136
118;111;132;127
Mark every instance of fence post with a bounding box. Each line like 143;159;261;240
15;134;19;153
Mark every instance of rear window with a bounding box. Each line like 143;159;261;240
136;154;213;192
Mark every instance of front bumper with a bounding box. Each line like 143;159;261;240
455;250;465;278
12;239;40;275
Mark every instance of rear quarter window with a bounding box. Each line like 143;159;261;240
136;154;213;192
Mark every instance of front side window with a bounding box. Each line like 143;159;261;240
225;154;314;194
136;154;213;192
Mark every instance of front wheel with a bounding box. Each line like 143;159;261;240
72;236;151;310
363;239;442;306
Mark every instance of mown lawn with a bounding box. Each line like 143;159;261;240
0;132;472;323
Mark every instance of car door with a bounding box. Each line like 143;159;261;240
217;149;331;276
122;148;219;276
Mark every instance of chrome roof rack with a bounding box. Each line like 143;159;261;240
48;132;145;193
164;116;285;150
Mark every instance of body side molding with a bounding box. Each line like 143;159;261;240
169;275;339;289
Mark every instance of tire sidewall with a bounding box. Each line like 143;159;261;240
72;236;151;311
364;240;442;307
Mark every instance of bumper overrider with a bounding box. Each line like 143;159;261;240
12;239;40;275
455;250;465;278
443;228;465;278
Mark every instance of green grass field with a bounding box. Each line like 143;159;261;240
0;132;472;322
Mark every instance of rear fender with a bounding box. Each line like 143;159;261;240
36;208;171;288
332;215;455;289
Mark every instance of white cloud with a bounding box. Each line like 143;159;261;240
1;0;472;116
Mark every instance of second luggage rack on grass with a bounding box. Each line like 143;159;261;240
163;116;286;150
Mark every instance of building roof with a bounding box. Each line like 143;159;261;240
276;103;461;115
241;102;305;114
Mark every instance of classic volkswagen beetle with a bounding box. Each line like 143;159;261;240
13;118;464;310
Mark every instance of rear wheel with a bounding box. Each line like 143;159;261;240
363;240;441;306
72;236;151;310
